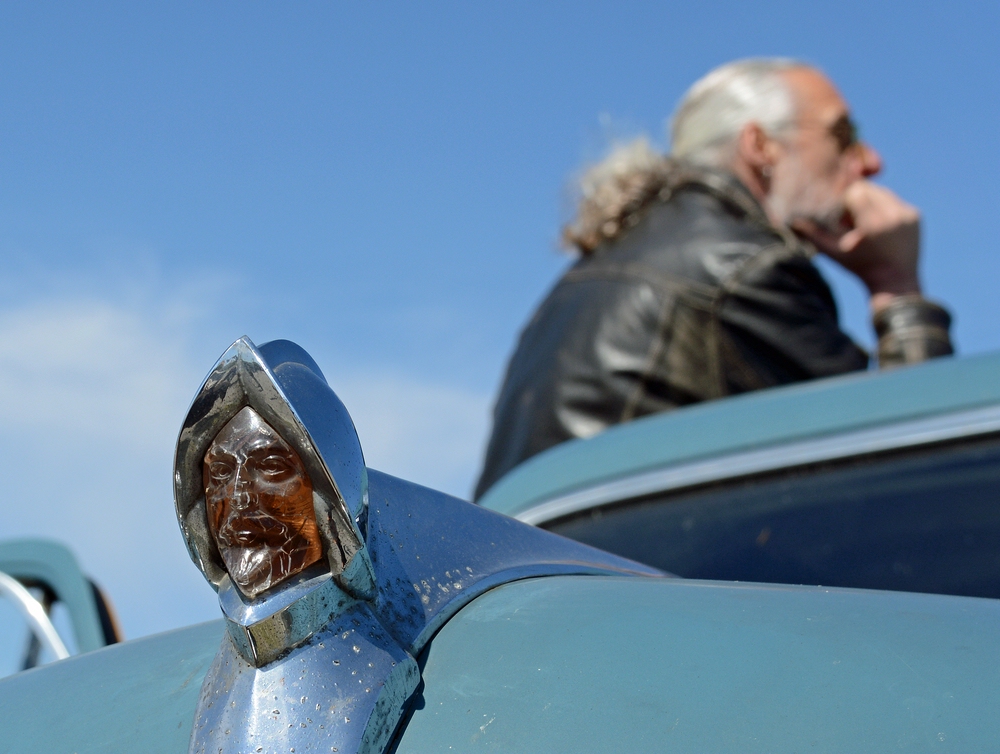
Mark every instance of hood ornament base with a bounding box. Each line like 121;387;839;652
219;569;356;667
191;600;419;754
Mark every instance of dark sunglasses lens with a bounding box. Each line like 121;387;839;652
830;116;858;152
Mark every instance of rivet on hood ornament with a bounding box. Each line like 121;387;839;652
175;337;414;754
176;337;663;754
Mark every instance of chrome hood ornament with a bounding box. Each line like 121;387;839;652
177;337;661;754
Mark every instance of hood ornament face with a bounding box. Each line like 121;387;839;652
176;337;410;754
204;406;323;599
175;337;372;600
176;337;662;754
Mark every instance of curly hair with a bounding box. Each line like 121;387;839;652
562;138;677;256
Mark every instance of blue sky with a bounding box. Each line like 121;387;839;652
0;1;996;649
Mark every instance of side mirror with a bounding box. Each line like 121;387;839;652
0;538;121;674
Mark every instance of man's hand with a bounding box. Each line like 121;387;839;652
792;181;922;313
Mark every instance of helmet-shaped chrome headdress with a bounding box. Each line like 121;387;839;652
174;336;374;599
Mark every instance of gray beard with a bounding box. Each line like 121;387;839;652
768;155;845;233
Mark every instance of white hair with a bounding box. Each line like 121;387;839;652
670;58;805;167
563;137;675;254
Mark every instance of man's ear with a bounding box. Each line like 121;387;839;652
737;122;777;172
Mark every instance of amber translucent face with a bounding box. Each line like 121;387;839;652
204;406;323;598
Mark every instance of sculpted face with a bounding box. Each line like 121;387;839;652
204;406;323;598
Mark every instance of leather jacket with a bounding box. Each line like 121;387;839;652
474;166;953;500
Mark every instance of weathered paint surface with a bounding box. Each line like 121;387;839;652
397;576;1000;753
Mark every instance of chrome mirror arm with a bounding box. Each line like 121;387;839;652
0;571;70;663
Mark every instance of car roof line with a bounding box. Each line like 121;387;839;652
515;401;1000;525
479;351;1000;518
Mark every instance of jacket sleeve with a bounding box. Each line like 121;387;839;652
716;244;955;393
715;244;870;392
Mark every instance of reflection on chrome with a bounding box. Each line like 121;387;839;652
0;571;69;663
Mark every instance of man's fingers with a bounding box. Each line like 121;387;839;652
843;181;919;234
838;228;865;253
792;180;921;298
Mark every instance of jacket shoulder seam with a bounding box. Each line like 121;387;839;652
564;261;717;307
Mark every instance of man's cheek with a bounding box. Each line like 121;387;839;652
255;491;294;518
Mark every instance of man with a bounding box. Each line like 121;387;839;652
474;58;953;500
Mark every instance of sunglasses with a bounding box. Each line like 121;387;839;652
828;114;860;153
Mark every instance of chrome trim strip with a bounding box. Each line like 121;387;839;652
0;571;70;661
516;403;1000;526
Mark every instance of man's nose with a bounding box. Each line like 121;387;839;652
858;142;882;177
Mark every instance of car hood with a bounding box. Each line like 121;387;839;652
2;575;997;753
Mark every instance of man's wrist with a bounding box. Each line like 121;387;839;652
870;288;920;315
872;295;953;368
866;272;921;315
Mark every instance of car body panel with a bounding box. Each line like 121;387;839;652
400;575;1000;752
478;352;1000;519
0;620;220;754
4;342;999;753
2;575;997;753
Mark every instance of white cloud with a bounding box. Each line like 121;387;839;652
0;298;199;450
0;297;217;644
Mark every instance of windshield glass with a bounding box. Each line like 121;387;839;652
546;435;1000;598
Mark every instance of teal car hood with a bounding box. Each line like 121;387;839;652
2;576;997;753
